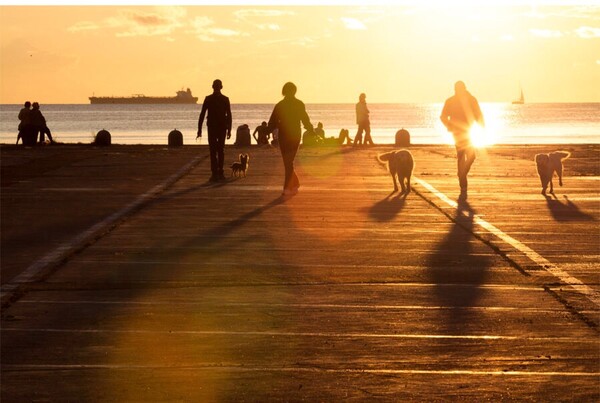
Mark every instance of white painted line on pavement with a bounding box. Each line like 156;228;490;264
2;364;598;377
414;177;600;307
2;327;594;343
0;156;205;302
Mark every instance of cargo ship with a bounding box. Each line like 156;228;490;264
89;88;198;104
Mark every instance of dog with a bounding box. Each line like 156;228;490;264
230;153;249;177
534;151;570;196
377;149;414;195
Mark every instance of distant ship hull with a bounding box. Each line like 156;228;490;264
89;96;198;104
89;88;198;104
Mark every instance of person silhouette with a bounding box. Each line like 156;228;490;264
252;121;270;145
440;81;485;193
314;122;326;143
17;101;31;144
30;102;54;144
337;128;353;145
268;82;313;196
197;79;232;182
354;93;373;145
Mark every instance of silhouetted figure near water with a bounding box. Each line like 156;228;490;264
268;82;314;196
198;79;232;182
354;93;373;145
253;121;270;145
440;81;484;193
17;101;31;144
337;128;353;145
30;102;54;144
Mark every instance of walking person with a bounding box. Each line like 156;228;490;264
440;80;485;194
197;79;232;182
268;82;314;196
354;93;373;145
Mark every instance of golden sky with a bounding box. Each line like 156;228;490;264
1;4;599;103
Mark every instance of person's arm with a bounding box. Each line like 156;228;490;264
252;127;259;142
197;98;208;138
300;103;313;133
267;104;278;134
226;97;232;139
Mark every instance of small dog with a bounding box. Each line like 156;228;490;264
377;149;414;195
230;153;249;177
534;151;570;195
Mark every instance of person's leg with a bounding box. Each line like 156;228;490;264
44;127;54;143
354;125;364;145
216;129;227;178
279;133;300;192
38;127;45;143
456;147;468;191
364;124;373;145
207;128;218;180
463;145;476;177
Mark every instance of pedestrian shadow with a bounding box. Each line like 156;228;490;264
367;192;407;222
545;195;595;222
427;195;491;335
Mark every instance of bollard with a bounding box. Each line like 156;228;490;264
94;129;111;146
168;129;183;147
395;128;410;147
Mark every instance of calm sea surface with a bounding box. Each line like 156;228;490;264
1;103;598;145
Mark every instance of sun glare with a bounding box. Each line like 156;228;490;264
435;103;505;148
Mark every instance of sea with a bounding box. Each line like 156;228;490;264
1;103;599;145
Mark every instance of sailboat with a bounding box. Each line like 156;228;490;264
512;85;525;104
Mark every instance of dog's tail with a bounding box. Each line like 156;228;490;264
553;151;571;160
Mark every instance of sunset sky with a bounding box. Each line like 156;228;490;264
1;3;599;104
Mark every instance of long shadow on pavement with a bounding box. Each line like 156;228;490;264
545;195;595;222
427;195;491;336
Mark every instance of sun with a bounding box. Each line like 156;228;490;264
435;103;506;148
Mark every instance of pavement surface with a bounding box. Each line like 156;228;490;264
1;143;599;401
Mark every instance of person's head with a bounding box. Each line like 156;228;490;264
282;82;297;98
212;79;223;91
454;81;467;95
24;101;31;108
32;102;40;110
261;121;267;126
317;122;323;129
359;93;366;101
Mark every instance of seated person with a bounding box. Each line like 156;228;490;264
253;121;270;145
337;128;353;145
302;128;321;146
314;122;326;143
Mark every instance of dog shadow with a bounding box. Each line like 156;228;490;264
545;195;595;222
367;191;408;222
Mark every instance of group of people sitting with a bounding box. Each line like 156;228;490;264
17;101;55;146
235;120;362;147
302;122;355;146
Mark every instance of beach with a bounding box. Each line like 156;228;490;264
1;143;598;400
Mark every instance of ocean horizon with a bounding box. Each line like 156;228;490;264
2;102;599;145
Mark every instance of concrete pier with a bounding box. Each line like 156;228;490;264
1;144;598;401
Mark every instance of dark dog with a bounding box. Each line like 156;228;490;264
535;151;570;196
231;153;249;177
377;149;414;194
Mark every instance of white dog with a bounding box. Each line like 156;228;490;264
534;151;570;196
377;150;414;195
